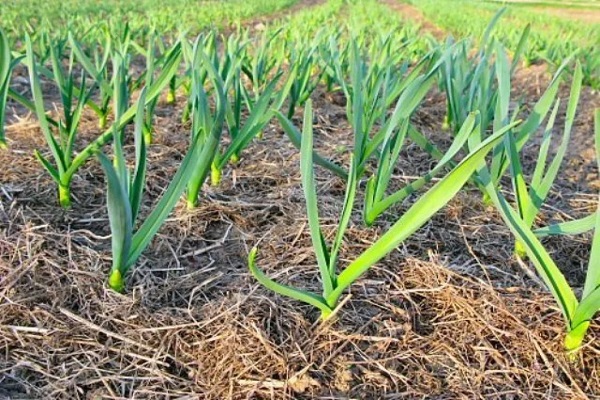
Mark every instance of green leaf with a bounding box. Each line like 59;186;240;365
366;112;479;224
130;88;148;221
329;155;358;277
0;28;10;82
527;63;582;225
327;121;510;307
247;247;332;316
127;128;205;267
505;126;531;222
186;43;226;206
301;100;334;297
219;74;281;167
491;60;571;184
69;33;100;79
481;8;507;48
530;100;560;192
277;111;348;180
407;125;447;162
511;24;531;74
534;214;596;237
34;150;60;182
26;35;67;176
480;177;578;325
97;152;133;279
8;88;59;126
0;28;12;148
571;286;600;330
65;44;182;182
582;109;600;299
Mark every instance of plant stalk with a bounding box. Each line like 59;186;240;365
58;184;72;209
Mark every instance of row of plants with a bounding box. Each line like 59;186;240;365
0;0;299;45
409;0;600;88
0;0;598;356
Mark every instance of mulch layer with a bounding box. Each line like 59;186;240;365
1;4;600;399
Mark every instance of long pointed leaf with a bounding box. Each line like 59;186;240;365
535;214;596;237
130;88;148;221
583;109;600;299
247;247;332;316
127;131;207;266
301;100;334;297
277;111;348;180
98;152;133;279
327;123;509;307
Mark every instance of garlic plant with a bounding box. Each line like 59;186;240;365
482;109;600;353
249;100;511;319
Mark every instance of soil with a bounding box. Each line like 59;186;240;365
2;1;600;400
492;0;600;8
532;6;600;23
212;0;327;38
244;0;327;28
380;0;446;40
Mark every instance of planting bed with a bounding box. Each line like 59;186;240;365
1;0;600;398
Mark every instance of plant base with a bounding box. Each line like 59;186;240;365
320;308;333;321
186;198;197;210
564;322;590;355
166;90;176;105
514;241;528;259
181;106;190;124
58;185;72;209
99;114;108;130
108;269;125;292
211;165;222;187
482;192;493;207
442;115;451;131
143;125;153;145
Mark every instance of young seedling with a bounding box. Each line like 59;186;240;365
285;40;324;119
26;34;95;208
26;34;182;208
99;82;220;291
506;64;582;258
278;42;437;185
248;100;510;319
211;67;294;185
184;39;228;208
481;109;600;355
69;31;112;129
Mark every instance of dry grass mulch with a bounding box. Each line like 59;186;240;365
1;62;600;398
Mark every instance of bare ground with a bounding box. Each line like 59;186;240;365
491;0;600;10
379;0;446;40
532;6;600;23
244;0;327;28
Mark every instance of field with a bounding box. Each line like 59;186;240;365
1;0;600;398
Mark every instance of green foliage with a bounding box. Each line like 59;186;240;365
0;0;298;44
249;100;510;319
411;0;600;88
3;0;599;354
483;109;600;353
0;28;18;149
26;34;95;207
